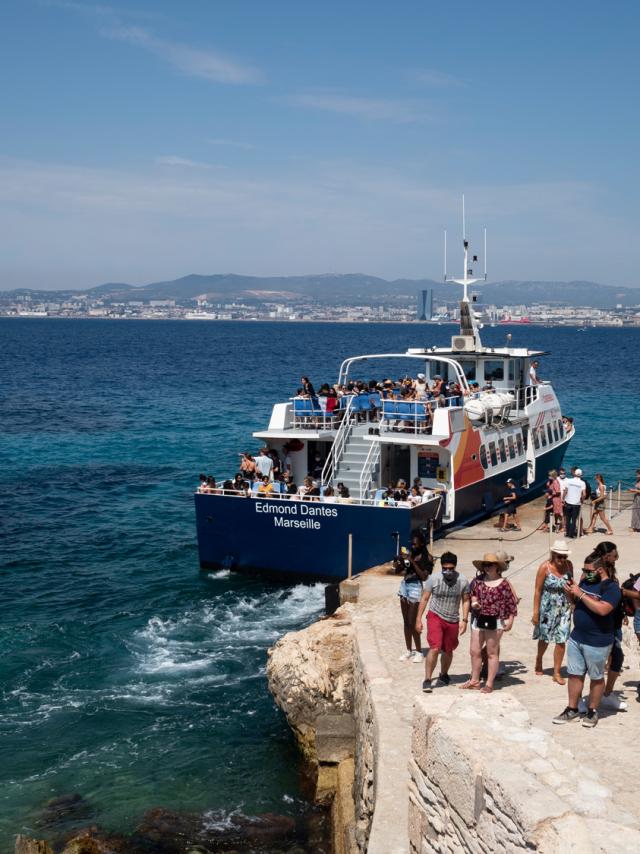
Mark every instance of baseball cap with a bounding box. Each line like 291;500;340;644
575;468;583;476
417;373;425;380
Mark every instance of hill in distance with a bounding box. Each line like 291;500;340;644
3;273;640;309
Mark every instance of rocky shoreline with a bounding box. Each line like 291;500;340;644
266;591;374;854
15;801;329;853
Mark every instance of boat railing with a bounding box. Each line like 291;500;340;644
359;440;381;499
290;397;344;431
510;384;555;410
196;484;422;508
321;396;356;484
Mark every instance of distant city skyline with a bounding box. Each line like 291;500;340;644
1;1;639;290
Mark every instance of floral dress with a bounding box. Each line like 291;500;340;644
532;568;572;643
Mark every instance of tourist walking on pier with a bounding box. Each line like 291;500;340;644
553;551;621;728
628;469;640;532
562;468;586;538
585;474;614;535
461;554;518;693
532;540;574;685
396;535;433;663
415;552;470;692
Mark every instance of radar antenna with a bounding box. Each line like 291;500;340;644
443;195;487;345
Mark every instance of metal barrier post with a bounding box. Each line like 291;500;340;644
348;533;353;580
617;481;621;514
607;486;612;518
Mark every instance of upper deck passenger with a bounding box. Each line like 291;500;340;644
528;360;541;386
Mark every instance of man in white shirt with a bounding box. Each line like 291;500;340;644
528;360;541;385
562;467;586;538
254;448;274;481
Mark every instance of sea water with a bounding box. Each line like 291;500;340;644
1;318;638;848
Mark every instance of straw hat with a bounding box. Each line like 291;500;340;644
550;539;571;556
472;552;508;572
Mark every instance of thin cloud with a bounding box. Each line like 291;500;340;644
407;68;466;88
154;156;216;169
50;3;264;85
281;93;430;123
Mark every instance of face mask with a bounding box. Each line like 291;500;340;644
442;569;458;584
584;570;599;584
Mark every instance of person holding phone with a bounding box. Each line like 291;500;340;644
460;553;518;693
553;551;621;728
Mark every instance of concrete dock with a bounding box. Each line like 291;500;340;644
350;500;640;853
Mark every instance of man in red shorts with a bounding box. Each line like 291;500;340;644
415;551;470;692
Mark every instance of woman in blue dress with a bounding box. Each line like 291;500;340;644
532;540;574;684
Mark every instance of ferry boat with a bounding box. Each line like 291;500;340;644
195;219;573;581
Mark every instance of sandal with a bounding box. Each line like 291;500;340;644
552;674;566;686
459;680;481;690
480;685;493;694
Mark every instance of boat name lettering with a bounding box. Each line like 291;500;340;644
273;517;321;529
255;501;338;519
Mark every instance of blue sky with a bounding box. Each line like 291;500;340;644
1;0;639;290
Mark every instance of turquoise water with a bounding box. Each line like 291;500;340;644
1;319;638;848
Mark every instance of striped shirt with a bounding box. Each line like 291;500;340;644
425;573;470;623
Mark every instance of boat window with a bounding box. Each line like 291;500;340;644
533;430;540;450
516;434;524;456
480;444;488;469
458;360;476;381
553;422;559;442
483;360;504;382
498;438;507;462
429;360;449;381
507;435;516;459
489;441;498;467
558;419;565;438
540;427;547;447
508;360;516;382
547;423;554;444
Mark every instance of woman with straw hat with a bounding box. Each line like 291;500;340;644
532;539;574;685
461;553;518;693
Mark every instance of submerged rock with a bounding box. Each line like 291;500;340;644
131;807;299;852
35;794;94;829
266;607;355;764
16;807;326;854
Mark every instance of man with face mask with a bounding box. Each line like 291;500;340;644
553;551;621;728
415;552;470;692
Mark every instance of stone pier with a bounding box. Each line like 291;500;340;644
268;500;640;853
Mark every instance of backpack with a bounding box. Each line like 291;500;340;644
621;573;640;618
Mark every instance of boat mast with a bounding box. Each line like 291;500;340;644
444;195;487;346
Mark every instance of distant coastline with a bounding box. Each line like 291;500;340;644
2;314;638;328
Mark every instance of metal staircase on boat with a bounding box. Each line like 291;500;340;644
331;423;380;499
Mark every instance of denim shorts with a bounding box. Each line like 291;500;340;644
634;610;640;635
398;578;423;603
567;636;612;680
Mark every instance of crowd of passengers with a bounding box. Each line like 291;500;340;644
293;374;496;431
197;445;441;507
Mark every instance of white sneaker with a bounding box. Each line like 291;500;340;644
600;694;628;711
399;651;413;661
412;651;424;663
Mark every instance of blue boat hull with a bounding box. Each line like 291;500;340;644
194;441;570;581
195;494;441;581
